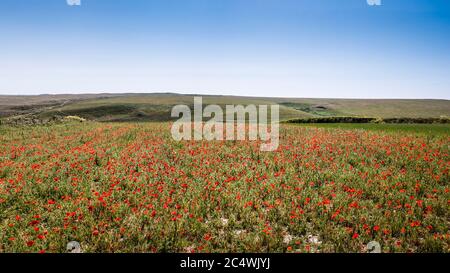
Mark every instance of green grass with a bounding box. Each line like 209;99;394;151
54;95;450;120
292;123;450;135
273;98;450;118
2;94;449;122
279;102;344;117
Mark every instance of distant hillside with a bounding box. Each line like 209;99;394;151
1;93;449;123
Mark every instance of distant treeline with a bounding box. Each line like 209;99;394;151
285;117;450;124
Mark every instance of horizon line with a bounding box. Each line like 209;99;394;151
0;91;449;101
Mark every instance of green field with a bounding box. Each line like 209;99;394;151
293;123;450;135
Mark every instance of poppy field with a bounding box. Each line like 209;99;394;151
0;122;448;253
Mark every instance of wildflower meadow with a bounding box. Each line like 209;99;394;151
0;122;448;253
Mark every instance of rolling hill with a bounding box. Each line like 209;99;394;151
1;93;449;123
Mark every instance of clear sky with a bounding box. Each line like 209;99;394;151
1;0;449;98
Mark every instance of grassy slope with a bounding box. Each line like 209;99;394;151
41;94;314;121
1;93;449;122
272;98;450;118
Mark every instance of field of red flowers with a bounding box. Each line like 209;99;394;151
0;122;448;253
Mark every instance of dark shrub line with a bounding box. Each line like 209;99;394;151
285;117;450;124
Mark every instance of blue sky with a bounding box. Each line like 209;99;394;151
1;0;449;98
